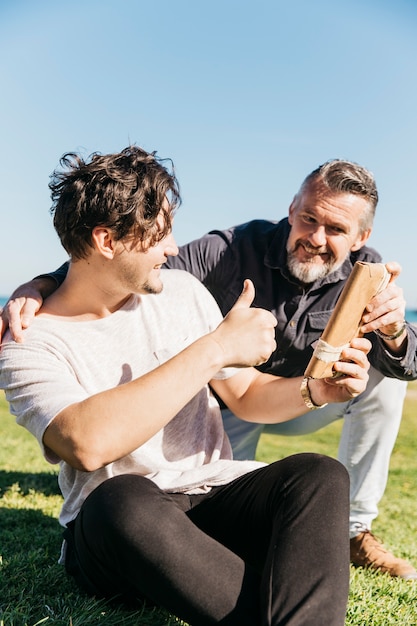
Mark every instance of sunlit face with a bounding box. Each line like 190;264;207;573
114;213;178;295
286;180;372;284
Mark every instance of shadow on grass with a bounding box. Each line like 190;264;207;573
0;506;182;626
0;469;60;496
0;505;62;555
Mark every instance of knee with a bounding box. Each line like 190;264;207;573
298;451;347;473
280;453;349;494
359;368;407;413
88;473;157;504
301;454;350;516
266;454;349;523
310;453;349;484
81;474;161;535
377;377;407;411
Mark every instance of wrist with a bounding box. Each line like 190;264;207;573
374;322;406;341
32;276;59;299
205;333;228;370
300;377;328;411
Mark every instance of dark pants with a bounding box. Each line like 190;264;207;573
64;453;349;626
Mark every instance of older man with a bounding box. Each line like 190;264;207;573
165;159;417;579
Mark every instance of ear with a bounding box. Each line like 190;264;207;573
91;226;116;259
288;196;297;225
351;228;372;252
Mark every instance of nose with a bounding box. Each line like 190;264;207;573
308;224;327;247
164;232;179;257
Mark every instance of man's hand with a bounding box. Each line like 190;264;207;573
0;278;53;343
359;262;408;353
211;279;277;367
360;262;406;334
309;336;372;405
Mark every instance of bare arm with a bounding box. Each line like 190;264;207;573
43;280;277;471
211;336;371;423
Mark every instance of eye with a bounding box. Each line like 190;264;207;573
327;225;346;235
302;214;316;224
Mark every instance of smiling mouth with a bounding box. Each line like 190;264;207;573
299;243;328;258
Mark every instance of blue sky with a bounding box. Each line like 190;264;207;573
1;0;417;308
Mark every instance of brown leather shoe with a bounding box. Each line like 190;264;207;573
350;530;417;580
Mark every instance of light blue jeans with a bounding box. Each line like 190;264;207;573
222;366;407;538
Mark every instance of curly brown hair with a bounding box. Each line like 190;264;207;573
49;145;181;259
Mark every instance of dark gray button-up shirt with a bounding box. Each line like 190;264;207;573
167;218;417;380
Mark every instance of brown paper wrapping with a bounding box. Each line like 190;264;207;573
304;261;390;379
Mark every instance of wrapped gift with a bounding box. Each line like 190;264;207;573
304;261;390;379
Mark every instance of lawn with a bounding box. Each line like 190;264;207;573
1;383;417;625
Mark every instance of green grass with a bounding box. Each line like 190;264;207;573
1;384;417;625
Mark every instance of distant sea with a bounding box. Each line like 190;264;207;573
1;295;417;324
407;309;417;324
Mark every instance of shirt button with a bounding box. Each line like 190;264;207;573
289;320;296;328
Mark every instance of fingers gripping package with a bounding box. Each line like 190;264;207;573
304;262;390;379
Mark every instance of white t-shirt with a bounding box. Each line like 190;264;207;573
0;270;264;525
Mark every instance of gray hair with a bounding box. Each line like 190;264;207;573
298;159;378;233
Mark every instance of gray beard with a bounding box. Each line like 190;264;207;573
286;250;341;284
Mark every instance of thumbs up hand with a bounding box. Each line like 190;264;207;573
211;280;277;367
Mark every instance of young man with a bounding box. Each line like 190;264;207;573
0;146;372;626
2;160;417;580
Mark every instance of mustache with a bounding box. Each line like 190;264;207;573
294;240;329;256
